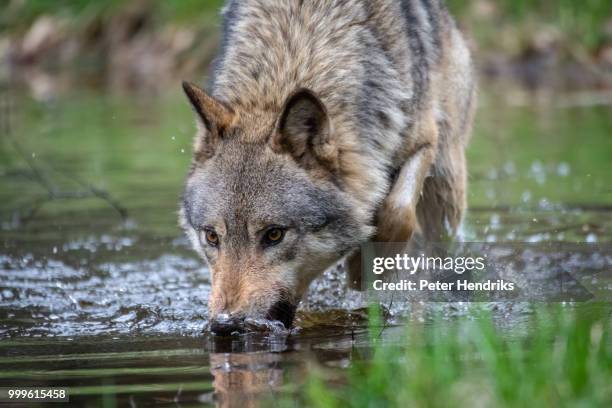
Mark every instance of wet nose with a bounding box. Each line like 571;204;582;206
209;313;245;336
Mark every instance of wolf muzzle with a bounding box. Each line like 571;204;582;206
209;300;297;335
209;313;245;336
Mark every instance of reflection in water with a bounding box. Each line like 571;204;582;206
205;331;359;407
210;351;283;407
208;334;287;407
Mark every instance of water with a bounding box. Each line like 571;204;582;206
0;87;611;405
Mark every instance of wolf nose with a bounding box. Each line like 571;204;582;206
209;313;244;336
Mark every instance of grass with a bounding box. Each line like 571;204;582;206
296;304;612;407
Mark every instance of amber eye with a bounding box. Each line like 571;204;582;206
203;229;219;247
263;227;285;247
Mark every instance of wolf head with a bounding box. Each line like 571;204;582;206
179;82;371;334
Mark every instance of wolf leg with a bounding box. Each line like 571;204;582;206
375;144;436;242
346;138;437;290
416;127;467;243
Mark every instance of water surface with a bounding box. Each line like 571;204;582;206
1;86;610;405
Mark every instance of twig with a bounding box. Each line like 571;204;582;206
1;82;128;225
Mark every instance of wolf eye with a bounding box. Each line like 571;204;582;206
203;229;219;247
262;227;285;247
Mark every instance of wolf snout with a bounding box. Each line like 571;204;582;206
209;300;297;335
209;313;245;336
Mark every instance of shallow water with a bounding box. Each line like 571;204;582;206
0;86;611;405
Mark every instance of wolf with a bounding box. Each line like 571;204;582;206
179;0;476;334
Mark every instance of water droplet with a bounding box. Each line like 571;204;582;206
521;191;531;203
489;214;500;229
528;160;546;184
538;198;552;210
556;162;570;177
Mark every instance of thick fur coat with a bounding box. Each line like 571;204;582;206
180;0;476;333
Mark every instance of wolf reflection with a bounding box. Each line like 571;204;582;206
206;331;355;406
209;352;283;407
207;337;288;407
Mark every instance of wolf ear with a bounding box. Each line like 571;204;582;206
182;81;234;132
271;89;338;171
182;81;234;159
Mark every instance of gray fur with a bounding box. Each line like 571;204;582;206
179;0;476;327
